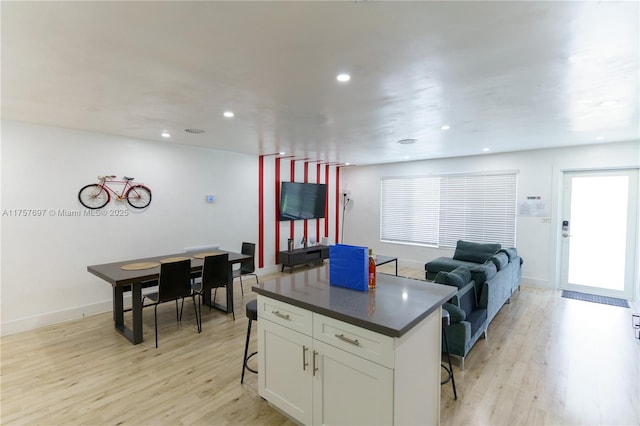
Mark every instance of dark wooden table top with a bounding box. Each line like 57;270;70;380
88;250;249;286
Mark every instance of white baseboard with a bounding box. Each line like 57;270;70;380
257;264;284;275
1;300;113;337
520;276;552;289
403;259;427;272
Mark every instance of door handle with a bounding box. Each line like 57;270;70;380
312;350;318;376
302;345;308;371
335;333;360;346
272;310;290;320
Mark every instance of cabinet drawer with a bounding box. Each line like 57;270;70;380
258;296;313;335
313;313;394;368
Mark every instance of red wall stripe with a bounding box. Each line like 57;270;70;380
325;164;330;238
303;161;309;241
335;166;341;244
275;157;281;263
289;160;295;241
316;163;321;243
258;155;265;268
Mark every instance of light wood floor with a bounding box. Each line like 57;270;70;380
1;264;639;425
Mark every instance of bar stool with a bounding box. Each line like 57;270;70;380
241;299;258;383
441;309;457;399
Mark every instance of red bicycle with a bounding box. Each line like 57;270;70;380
78;175;152;209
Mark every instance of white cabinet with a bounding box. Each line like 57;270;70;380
257;295;441;425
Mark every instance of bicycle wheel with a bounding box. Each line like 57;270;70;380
78;184;109;209
126;185;152;209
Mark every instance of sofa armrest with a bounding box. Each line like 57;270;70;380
479;282;489;309
452;281;478;316
443;303;466;323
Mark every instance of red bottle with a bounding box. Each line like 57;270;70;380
368;248;376;290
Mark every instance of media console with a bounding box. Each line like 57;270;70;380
278;245;329;273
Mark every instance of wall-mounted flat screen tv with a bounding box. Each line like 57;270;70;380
279;182;327;221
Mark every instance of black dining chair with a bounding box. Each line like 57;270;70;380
233;242;258;296
142;259;199;348
193;253;229;330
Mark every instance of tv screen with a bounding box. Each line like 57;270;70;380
279;182;327;221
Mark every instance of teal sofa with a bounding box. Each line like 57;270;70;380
426;240;523;368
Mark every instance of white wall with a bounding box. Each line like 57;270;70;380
1;121;259;334
341;141;640;295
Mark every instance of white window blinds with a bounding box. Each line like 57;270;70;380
380;177;440;245
380;172;517;248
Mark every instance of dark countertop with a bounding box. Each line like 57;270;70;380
252;266;456;338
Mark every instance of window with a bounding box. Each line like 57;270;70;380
380;172;517;248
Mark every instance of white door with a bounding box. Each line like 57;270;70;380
560;169;638;299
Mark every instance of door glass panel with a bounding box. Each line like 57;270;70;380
568;175;628;291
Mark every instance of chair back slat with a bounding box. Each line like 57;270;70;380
158;259;192;302
240;242;256;274
202;253;229;290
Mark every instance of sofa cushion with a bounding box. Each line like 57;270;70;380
435;266;471;289
443;303;466;323
425;257;479;280
451;266;471;285
467;308;488;335
435;271;463;288
470;261;498;285
453;240;501;264
490;252;510;271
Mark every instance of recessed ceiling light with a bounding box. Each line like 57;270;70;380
279;151;286;155
336;73;351;82
184;128;206;134
345;162;351;166
397;138;417;145
223;111;235;118
482;147;490;152
440;125;450;130
595;136;605;141
161;131;171;138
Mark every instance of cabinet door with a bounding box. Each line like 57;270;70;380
312;340;393;426
258;319;313;425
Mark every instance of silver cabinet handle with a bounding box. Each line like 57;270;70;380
272;310;290;320
335;333;360;346
313;350;318;376
302;345;309;371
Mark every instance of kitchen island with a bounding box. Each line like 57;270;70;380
252;266;455;425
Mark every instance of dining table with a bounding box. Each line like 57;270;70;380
87;249;251;345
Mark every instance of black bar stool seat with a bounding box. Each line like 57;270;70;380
441;308;457;399
241;299;258;383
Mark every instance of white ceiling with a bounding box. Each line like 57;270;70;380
2;1;638;166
